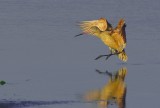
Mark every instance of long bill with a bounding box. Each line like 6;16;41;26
74;33;84;37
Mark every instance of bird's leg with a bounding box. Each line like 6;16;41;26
95;53;114;60
95;55;108;60
105;53;115;60
95;52;120;60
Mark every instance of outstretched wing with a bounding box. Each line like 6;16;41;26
111;19;127;50
114;19;127;44
75;26;102;37
78;18;112;35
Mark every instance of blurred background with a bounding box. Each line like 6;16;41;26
0;0;160;108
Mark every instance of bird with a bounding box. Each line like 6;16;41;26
75;18;128;62
84;67;127;108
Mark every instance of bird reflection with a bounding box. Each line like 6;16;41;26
84;67;127;108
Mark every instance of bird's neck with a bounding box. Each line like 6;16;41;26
94;31;108;39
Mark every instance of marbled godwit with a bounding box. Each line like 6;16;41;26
76;18;128;62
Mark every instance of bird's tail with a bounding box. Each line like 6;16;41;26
117;50;128;62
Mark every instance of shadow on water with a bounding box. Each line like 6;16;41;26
83;67;127;108
0;100;78;108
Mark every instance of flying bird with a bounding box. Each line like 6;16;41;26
75;18;128;62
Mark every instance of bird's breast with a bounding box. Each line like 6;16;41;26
100;33;119;51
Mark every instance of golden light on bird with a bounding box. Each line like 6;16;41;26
76;18;128;62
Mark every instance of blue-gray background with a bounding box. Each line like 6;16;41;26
0;0;160;108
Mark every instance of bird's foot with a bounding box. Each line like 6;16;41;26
95;53;114;60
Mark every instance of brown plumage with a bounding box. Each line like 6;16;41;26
76;18;128;62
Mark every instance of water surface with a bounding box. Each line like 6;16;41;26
0;0;160;108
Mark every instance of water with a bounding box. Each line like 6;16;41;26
0;0;160;108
